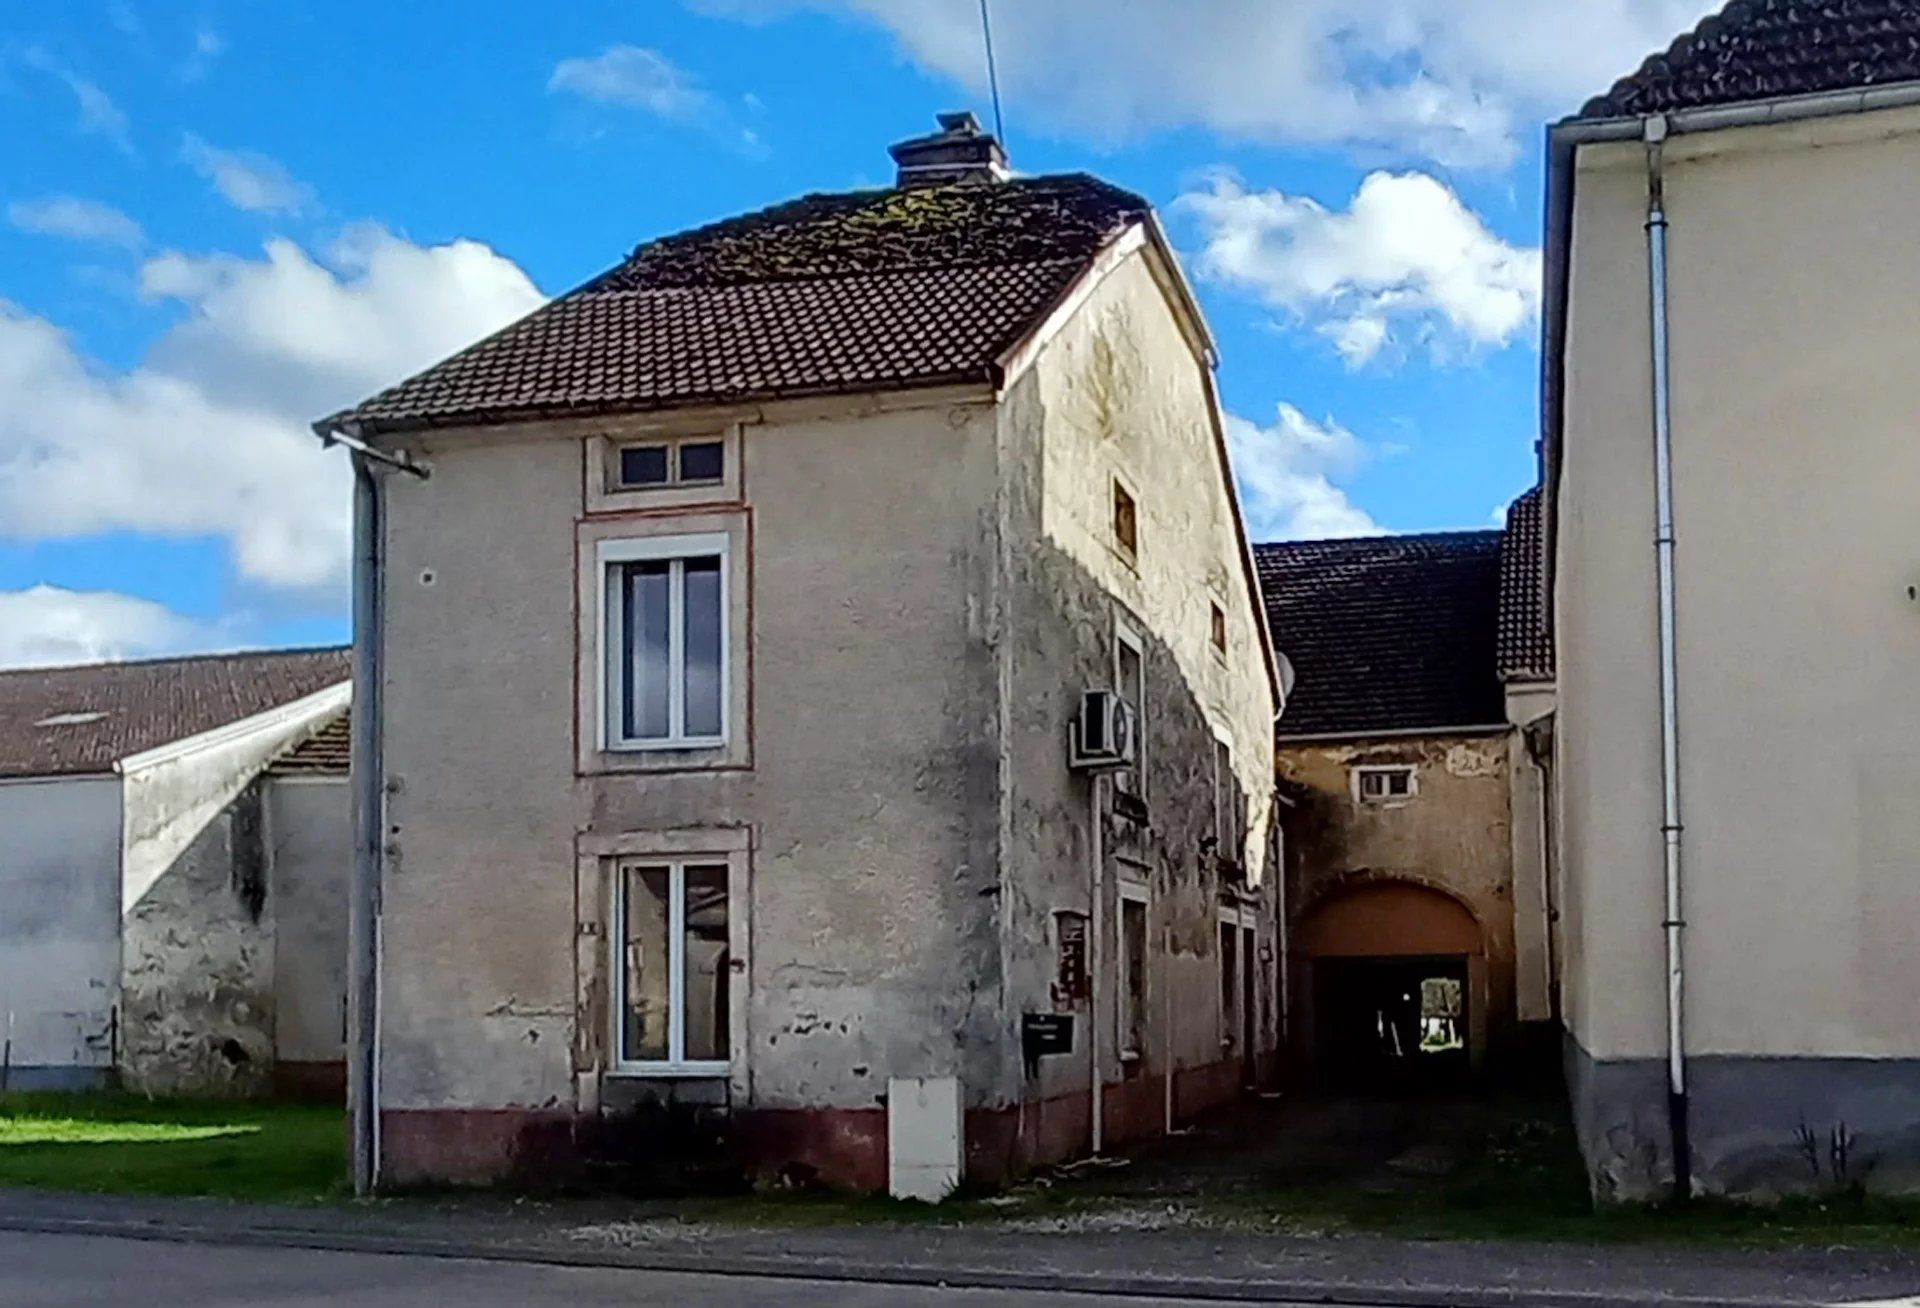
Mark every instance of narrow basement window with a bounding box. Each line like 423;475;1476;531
1112;480;1138;561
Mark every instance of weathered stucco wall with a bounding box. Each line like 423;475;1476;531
0;775;120;1087
377;393;1005;1182
1505;683;1557;1027
993;245;1280;1159
1558;104;1920;1196
1279;732;1514;1065
119;689;345;1096
266;777;349;1083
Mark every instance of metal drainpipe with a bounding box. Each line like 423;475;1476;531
1088;772;1106;1157
348;453;384;1198
1642;113;1691;1201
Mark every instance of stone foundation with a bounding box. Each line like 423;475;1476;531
379;1057;1252;1192
1566;1031;1920;1201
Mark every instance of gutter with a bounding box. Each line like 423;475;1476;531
1539;77;1920;1202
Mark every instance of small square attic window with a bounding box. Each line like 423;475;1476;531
614;436;725;491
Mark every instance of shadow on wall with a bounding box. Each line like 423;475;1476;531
119;779;276;1098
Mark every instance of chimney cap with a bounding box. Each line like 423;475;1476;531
889;110;1008;187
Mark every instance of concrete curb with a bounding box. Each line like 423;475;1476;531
0;1211;1826;1308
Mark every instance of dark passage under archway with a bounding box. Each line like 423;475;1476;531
1295;881;1485;1092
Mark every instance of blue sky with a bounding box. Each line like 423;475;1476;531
0;0;1715;665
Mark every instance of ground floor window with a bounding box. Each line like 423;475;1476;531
615;860;731;1072
1118;885;1149;1059
1219;919;1239;1050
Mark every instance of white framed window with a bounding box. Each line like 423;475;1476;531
611;435;726;491
599;534;729;751
613;859;732;1074
1353;765;1417;804
1117;880;1150;1059
1113;617;1146;799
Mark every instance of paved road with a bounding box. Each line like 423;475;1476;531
0;1230;1311;1307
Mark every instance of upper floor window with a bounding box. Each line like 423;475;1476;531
600;534;729;750
1213;737;1241;859
1210;601;1228;657
1112;479;1138;562
1113;618;1145;799
614;436;726;492
1354;764;1416;804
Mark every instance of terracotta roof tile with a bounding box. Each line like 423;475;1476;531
1584;0;1920;119
269;709;349;777
0;647;350;779
1257;533;1506;739
326;174;1150;434
1496;488;1554;682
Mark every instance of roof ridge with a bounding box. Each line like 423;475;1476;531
0;643;350;680
1254;528;1503;554
574;253;1090;296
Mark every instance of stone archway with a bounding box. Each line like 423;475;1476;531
1293;880;1488;1087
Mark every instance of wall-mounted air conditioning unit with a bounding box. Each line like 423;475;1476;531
1070;688;1137;771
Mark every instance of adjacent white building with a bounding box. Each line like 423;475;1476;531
0;648;350;1095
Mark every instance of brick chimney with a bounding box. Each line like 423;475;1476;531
888;111;1009;187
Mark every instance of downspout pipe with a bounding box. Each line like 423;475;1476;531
347;454;383;1198
314;417;423;1198
1641;114;1690;1200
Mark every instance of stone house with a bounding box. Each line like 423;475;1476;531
1257;517;1553;1089
1544;0;1920;1199
316;113;1283;1193
0;648;351;1096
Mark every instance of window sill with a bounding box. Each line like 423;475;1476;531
604;736;728;754
608;1063;730;1080
1119;1049;1142;1065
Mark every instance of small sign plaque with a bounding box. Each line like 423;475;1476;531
1022;1012;1075;1072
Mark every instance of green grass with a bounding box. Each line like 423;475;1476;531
0;1093;345;1203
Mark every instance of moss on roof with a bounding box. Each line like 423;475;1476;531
592;173;1150;290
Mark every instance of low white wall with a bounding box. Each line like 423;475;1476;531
266;777;350;1068
0;775;121;1085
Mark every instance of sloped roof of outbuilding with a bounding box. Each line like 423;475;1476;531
1256;532;1506;740
319;174;1151;435
268;708;350;777
0;647;350;779
1583;0;1920;119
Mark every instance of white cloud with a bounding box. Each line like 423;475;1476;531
178;26;227;82
547;45;764;154
697;0;1714;166
1227;404;1382;541
7;196;144;249
0;229;545;593
181;134;313;215
0;585;214;668
1180;171;1542;367
549;45;714;119
20;49;133;153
